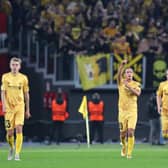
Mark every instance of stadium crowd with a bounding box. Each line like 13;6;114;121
0;0;167;58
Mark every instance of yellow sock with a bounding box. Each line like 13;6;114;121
127;136;135;156
6;135;14;149
15;133;23;155
120;136;126;146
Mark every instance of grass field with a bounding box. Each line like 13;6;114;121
0;143;168;168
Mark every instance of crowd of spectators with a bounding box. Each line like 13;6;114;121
1;0;168;59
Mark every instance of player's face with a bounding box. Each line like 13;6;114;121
125;68;133;81
10;61;21;74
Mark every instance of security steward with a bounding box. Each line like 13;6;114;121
88;93;104;144
49;88;69;145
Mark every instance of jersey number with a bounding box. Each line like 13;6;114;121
5;120;11;129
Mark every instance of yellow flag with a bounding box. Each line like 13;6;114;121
76;53;111;90
78;96;88;119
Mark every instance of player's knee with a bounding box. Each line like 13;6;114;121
128;129;134;137
15;125;23;134
7;130;14;137
120;131;126;137
128;132;134;137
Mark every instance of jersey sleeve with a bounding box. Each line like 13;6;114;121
1;74;7;91
136;82;141;92
156;83;163;97
23;75;29;93
132;81;141;92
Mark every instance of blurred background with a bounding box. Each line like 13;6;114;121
0;0;168;144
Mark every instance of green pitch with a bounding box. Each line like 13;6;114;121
0;143;168;168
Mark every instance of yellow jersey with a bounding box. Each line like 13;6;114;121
157;81;168;110
118;78;141;113
1;72;29;112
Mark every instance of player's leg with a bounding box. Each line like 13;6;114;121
6;128;15;150
5;113;15;160
127;128;135;159
120;130;127;157
119;113;127;157
162;109;168;139
6;129;15;160
14;110;24;160
127;113;137;158
165;116;168;140
15;124;23;160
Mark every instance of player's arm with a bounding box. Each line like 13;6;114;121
23;76;31;119
156;84;162;114
1;90;6;113
156;95;162;114
117;60;127;84
24;91;31;119
1;75;6;113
